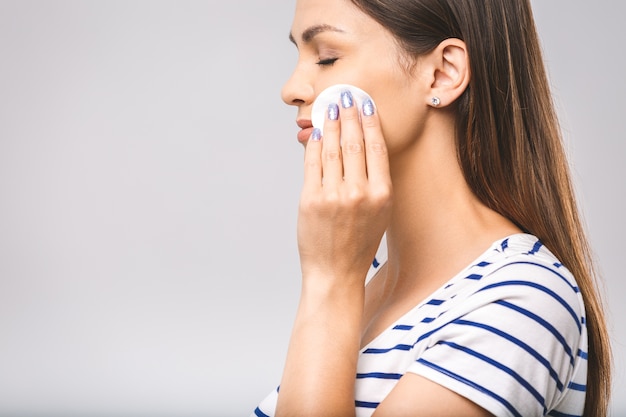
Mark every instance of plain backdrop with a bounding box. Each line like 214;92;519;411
0;1;624;416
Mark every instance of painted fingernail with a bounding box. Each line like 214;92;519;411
341;90;353;108
362;98;375;116
310;127;322;141
328;103;339;120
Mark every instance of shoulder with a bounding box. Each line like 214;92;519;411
458;234;585;355
406;234;587;416
475;234;584;324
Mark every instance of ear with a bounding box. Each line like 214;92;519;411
422;38;470;108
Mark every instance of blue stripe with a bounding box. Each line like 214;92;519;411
355;400;379;409
440;341;546;413
453;319;564;391
364;313;453;353
478;280;582;332
466;273;483;280
363;344;412;354
421;317;435;323
528;240;543;255
548;410;582;417
393;324;413;331
254;407;270;417
489;261;579;293
567;382;586;392
578;349;588;360
356;372;402;380
476;261;492;267
501;239;509;251
495;300;575;366
415;320;453;344
417;358;523;417
427;299;445;306
372;257;380;268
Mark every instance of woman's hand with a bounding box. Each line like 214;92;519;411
297;90;392;290
276;90;392;417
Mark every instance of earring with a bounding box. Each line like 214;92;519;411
431;97;441;107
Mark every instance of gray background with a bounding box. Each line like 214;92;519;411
0;1;623;416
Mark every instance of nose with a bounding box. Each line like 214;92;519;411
281;64;315;107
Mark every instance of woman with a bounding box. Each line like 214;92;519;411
253;0;611;416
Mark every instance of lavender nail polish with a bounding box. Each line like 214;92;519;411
328;103;339;121
362;98;375;116
341;90;354;108
310;127;322;141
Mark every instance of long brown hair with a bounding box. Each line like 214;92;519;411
350;0;612;415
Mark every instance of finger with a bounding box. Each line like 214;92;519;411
302;128;323;193
339;90;367;184
320;102;343;188
361;98;391;188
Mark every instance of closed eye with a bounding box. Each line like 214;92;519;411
316;57;338;66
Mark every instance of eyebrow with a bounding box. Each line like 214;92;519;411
289;24;346;45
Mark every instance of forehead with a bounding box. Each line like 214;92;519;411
290;0;374;44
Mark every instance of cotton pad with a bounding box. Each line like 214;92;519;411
311;84;375;136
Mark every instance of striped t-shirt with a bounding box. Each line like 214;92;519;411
252;233;587;417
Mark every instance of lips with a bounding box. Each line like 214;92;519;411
296;119;313;144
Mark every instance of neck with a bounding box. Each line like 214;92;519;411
381;114;520;298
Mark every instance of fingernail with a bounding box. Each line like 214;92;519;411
328;103;339;120
310;127;322;141
341;90;353;108
362;98;375;116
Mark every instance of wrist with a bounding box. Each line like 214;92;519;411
300;270;366;301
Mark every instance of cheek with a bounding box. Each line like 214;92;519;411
376;96;425;155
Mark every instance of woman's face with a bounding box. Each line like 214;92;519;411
282;0;428;153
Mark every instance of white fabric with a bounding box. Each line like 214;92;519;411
252;234;587;417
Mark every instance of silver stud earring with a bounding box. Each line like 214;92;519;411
431;97;441;107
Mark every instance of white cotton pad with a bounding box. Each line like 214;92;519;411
311;84;375;135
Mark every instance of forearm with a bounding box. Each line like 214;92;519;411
276;278;365;417
275;87;390;416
